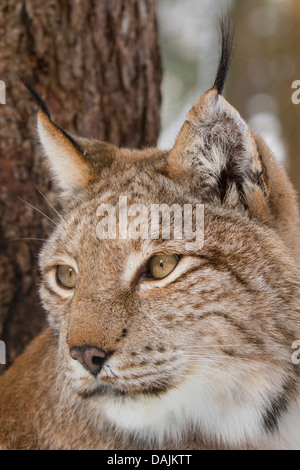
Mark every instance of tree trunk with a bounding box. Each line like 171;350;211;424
0;0;162;371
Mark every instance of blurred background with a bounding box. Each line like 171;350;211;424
158;0;300;195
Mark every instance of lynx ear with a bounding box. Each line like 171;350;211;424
18;75;92;195
168;20;269;220
168;90;268;206
37;109;92;194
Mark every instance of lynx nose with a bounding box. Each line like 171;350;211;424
70;346;107;375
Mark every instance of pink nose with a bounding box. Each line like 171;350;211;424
70;346;107;375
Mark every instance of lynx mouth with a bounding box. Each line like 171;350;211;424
77;381;170;400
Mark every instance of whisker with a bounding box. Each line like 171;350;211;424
3;237;46;242
186;357;252;383
106;364;119;379
33;184;64;221
103;366;109;380
197;365;256;385
184;353;265;363
191;369;245;386
184;345;241;349
185;357;267;375
183;351;269;370
16;196;57;226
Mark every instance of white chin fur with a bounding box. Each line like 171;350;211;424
101;372;266;448
68;360;300;448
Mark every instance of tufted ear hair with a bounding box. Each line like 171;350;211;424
37;109;93;195
18;76;94;197
168;19;269;221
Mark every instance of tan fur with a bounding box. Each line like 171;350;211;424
1;61;300;450
37;110;93;193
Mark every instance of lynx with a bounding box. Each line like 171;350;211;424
1;20;300;450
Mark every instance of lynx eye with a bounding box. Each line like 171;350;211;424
56;265;77;289
148;254;178;280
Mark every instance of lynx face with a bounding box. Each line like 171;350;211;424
35;24;300;448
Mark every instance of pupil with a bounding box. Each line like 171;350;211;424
92;356;102;365
69;269;72;278
160;261;164;269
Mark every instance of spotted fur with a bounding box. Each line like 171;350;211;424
1;21;300;450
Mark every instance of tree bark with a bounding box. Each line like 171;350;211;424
0;0;162;371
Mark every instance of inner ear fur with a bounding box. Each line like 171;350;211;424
168;90;270;210
37;110;120;197
37;110;93;194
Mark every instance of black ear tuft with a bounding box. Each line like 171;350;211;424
17;74;51;119
18;74;83;155
213;17;236;95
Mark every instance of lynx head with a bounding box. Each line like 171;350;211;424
33;20;300;448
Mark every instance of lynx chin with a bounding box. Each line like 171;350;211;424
1;19;300;450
